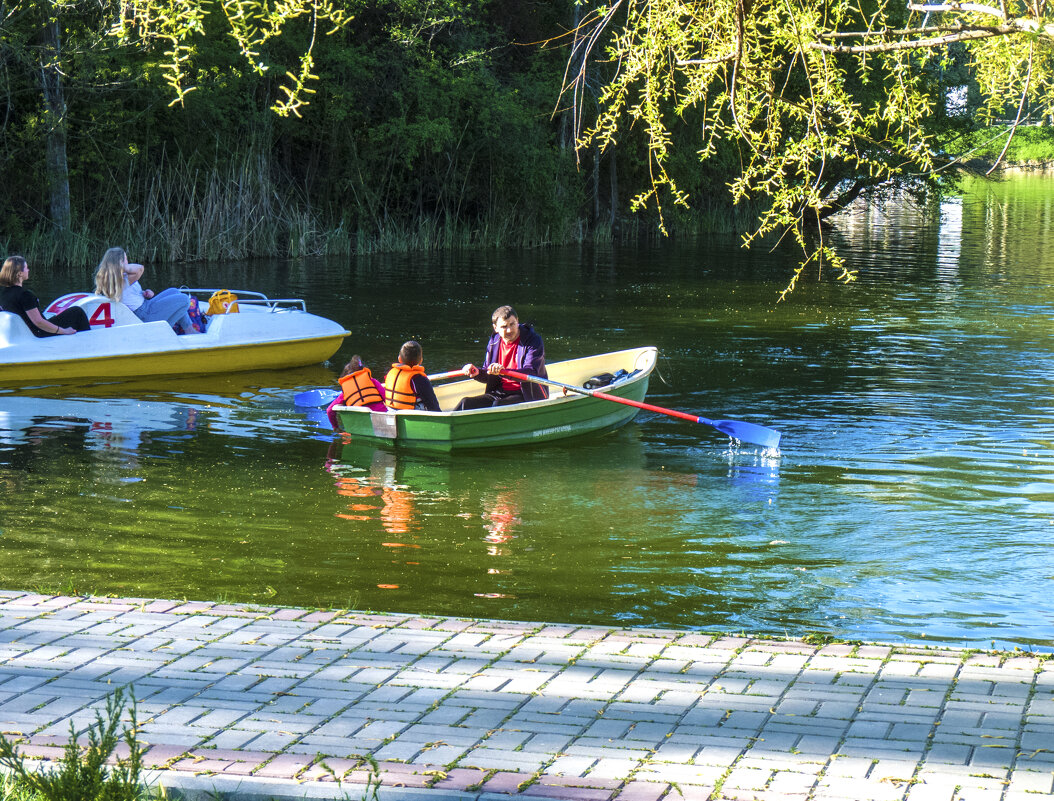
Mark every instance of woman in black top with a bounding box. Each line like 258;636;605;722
0;255;90;337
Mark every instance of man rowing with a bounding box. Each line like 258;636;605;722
454;305;548;410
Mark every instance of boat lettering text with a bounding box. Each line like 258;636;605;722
45;294;88;314
88;303;116;329
532;425;574;438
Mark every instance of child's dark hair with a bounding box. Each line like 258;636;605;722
340;355;366;377
399;341;422;366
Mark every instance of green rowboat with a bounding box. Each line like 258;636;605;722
333;346;658;451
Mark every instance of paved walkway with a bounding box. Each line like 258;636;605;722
0;592;1051;801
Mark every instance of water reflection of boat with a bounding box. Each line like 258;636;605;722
0;396;200;448
0;289;349;384
325;431;651;546
323;432;660;603
326;442;452;538
333;346;657;451
0;381;319;452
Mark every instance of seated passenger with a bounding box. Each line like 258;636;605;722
326;355;387;427
0;255;90;337
94;247;201;334
384;341;441;412
454;304;547;410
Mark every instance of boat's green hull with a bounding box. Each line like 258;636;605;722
334;347;656;452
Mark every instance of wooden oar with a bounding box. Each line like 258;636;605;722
295;369;468;407
502;369;782;450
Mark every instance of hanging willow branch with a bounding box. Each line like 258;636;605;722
110;0;352;115
564;0;1054;297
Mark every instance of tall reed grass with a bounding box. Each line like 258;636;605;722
6;145;762;269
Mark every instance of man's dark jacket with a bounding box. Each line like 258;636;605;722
476;323;549;401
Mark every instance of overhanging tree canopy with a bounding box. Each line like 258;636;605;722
111;0;353;116
564;0;1054;297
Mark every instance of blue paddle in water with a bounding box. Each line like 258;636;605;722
503;369;782;450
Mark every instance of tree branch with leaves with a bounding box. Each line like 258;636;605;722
109;0;353;116
565;0;1054;297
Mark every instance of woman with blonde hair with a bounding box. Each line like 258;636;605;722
0;255;90;337
94;247;200;334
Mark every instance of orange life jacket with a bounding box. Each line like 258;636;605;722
338;368;383;407
384;363;426;409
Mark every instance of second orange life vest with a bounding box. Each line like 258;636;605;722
384;363;426;409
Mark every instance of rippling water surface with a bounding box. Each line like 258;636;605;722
2;175;1052;649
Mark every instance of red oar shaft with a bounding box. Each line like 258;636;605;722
591;389;700;423
503;369;694;422
428;369;467;381
502;368;782;449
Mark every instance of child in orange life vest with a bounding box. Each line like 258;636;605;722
326;355;387;427
384;341;442;411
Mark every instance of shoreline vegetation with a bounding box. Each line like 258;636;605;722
8;125;1052;271
3;136;769;270
950;125;1054;174
3;1;771;271
4;4;1054;274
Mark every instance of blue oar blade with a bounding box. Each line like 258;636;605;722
294;388;340;407
302;407;335;430
702;418;782;450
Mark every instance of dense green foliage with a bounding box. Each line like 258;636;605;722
5;1;1053;277
0;1;634;266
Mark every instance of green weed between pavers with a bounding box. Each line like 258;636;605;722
317;755;381;801
0;687;160;801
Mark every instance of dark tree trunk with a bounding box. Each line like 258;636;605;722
592;144;601;224
39;16;71;232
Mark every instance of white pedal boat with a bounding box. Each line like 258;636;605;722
0;289;349;384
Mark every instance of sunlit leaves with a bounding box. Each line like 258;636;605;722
570;0;1054;296
111;0;352;115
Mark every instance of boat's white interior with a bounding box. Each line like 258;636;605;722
0;311;35;344
428;346;657;411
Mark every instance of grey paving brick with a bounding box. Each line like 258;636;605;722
687;741;746;767
393;723;485;747
545;754;597;775
371;740;426;762
563;741;652;760
890;722;934;740
201;728;264;750
750;730;801;752
651;740;701;762
477;729;529;750
458;747;550;772
241;730;305;751
4;598;1053;801
457;707;512;730
582;718;632;740
603;701;683;724
923;742;973;764
774;729;834;756
1007;768;1054;794
633;762;724;785
763;718;850;739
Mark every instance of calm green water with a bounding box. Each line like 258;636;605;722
2;174;1052;650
